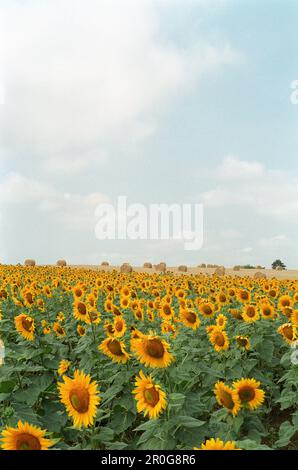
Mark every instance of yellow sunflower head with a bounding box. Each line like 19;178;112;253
214;381;241;416
199;302;215;319
1;421;54;450
180;309;200;330
233;378;265;410
209;327;229;352
216;314;227;329
58;370;100;428
113;316;126;338
278;323;297;345
194;438;241;450
133;370;167;419
131;335;174;368
58;359;71;376
99;337;130;364
77;324;86;337
235;335;250;350
242;304;260;323
14;314;35;341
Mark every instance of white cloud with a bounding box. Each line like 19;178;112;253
216;155;264;180
0;0;239;169
201;157;298;220
0;172;110;233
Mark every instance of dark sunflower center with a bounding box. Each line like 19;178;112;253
146;339;165;358
281;299;290;307
246;307;255;318
203;305;212;315
22;318;33;331
115;321;123;331
185;311;196;324
108;339;124;356
77;302;87;315
16;433;41;450
263;308;271;316
25;293;34;304
163;305;171;316
69;387;90;413
144;387;160;407
238;338;248;347
241;292;249;300
214;332;225;347
238;386;255;402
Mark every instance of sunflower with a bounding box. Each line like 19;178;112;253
278;294;293;310
73;284;84;299
161;321;176;336
14;314;35;341
99;337;130;364
282;306;293;319
58;370;100;428
120;296;130;309
58;359;71;376
0;421;54;451
56;311;65;323
278;323;297;345
214;381;241;416
260;302;275;320
209;327;229;352
147;309;155;322
113;316;126;338
199;302;215;319
229;308;243;320
159;302;174;321
73;300;89;322
180;309;200;330
242;305;259;323
53;322;66;337
131;334;173;368
77;324;86;337
233;378;265;410
235;335;250;350
104;321;115;337
133;371;167;419
194;438;240;450
216;314;227;329
237;289;251;303
216;291;228;305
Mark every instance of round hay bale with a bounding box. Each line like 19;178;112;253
56;259;67;267
178;265;187;272
254;271;266;279
214;266;225;276
143;262;152;268
155;262;166;273
120;263;133;273
101;261;109;266
233;265;241;271
24;259;36;266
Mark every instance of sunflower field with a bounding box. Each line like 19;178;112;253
0;265;297;451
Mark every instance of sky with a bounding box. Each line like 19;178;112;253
0;0;298;267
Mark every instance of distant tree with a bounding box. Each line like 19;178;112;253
272;259;286;270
